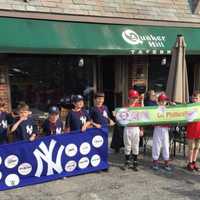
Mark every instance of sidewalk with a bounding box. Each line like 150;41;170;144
1;146;200;200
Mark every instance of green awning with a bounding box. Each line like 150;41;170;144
0;17;200;55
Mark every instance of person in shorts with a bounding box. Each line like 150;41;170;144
186;91;200;171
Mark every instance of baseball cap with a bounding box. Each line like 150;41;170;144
71;95;84;103
94;92;105;98
49;106;59;114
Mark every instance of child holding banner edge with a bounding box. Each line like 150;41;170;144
65;95;91;132
152;93;172;171
42;106;63;136
186;92;200;171
90;92;115;129
122;89;144;171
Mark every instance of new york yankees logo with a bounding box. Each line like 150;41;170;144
80;116;86;125
33;139;64;177
56;128;62;134
26;125;33;135
0;120;7;129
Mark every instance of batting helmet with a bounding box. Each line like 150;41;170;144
128;89;139;98
158;93;168;102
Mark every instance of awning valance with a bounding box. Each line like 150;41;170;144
0;17;200;55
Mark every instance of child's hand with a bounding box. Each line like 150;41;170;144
19;116;27;122
109;120;115;126
91;122;101;128
95;124;101;129
29;134;36;141
81;125;87;132
112;111;116;117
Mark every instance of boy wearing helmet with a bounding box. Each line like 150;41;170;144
65;95;91;132
152;93;171;171
42;106;63;136
122;89;143;171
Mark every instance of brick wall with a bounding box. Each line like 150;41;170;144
0;0;200;23
0;65;11;112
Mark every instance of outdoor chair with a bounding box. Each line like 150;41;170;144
170;125;187;158
143;126;154;155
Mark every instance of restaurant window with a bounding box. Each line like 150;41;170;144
148;55;170;92
8;55;95;112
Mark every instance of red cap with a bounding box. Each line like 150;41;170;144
128;89;139;98
158;93;168;101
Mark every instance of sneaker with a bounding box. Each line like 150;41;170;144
132;161;138;172
152;164;159;171
187;163;194;171
164;165;172;171
193;162;199;171
121;161;131;171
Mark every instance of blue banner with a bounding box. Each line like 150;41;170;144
0;128;108;191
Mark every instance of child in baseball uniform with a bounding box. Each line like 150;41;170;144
186;92;200;171
90;92;115;129
65;95;91;132
122;89;143;171
42;106;63;136
0;98;13;144
10;102;38;142
152;93;171;171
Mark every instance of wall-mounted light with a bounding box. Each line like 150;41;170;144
78;57;84;67
161;57;167;66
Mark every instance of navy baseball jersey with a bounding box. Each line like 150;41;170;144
0;112;13;144
89;106;110;128
65;109;90;131
13;117;38;141
42;118;63;136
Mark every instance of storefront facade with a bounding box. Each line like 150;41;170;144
1;1;200;113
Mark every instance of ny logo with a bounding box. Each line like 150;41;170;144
56;127;62;134
103;110;108;118
26;125;33;135
1;120;7;129
80;116;86;125
33;139;64;177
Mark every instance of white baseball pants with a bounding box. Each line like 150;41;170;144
152;126;170;161
123;127;140;155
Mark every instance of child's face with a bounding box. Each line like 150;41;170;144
129;97;138;103
74;100;84;109
150;94;156;101
192;95;200;103
19;110;30;118
158;100;167;106
95;97;104;106
0;106;5;112
49;113;59;123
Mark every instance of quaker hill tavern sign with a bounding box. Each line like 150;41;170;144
122;29;171;55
